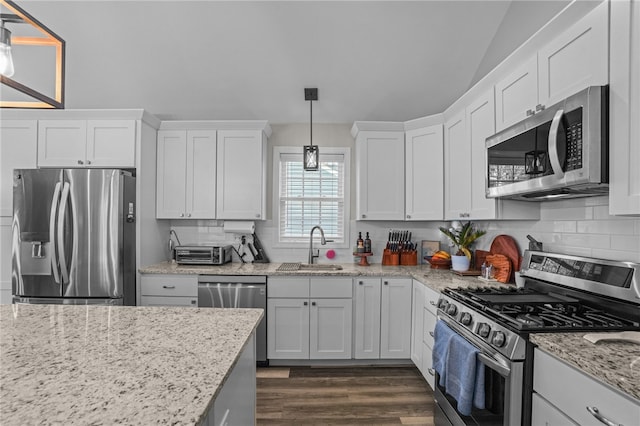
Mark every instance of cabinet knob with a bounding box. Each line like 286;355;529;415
406;214;411;219
384;281;388;285
77;160;84;165
180;213;184;217
311;301;316;306
86;160;91;165
358;281;363;285
526;109;535;117
255;214;261;218
361;214;366;219
429;331;434;337
586;406;619;426
535;104;545;112
427;368;435;376
191;299;197;305
429;300;437;306
187;213;191;217
303;301;308;306
162;285;175;289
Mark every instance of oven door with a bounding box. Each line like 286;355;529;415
434;317;524;426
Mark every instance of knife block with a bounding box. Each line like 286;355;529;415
400;250;418;266
382;249;400;266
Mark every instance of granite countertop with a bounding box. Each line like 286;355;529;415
530;333;640;402
139;261;501;292
0;304;263;425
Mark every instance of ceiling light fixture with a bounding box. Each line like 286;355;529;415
0;0;65;109
303;87;319;171
0;19;14;77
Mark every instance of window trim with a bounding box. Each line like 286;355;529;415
272;146;351;249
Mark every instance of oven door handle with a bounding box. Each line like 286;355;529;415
477;352;511;378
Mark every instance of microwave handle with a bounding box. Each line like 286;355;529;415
548;109;565;179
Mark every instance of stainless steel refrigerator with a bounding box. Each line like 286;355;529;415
12;169;136;305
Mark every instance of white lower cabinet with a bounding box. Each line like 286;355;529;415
533;348;640;426
139;274;198;307
354;277;412;360
267;277;352;360
410;279;439;390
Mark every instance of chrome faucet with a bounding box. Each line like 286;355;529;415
308;225;333;264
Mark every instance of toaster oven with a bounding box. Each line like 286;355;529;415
175;245;232;265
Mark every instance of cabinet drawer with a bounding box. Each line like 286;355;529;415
423;308;436;349
140;296;198;307
532;393;578;426
140;275;197;297
534;349;640;426
268;277;310;298
423;285;440;315
310;277;352;298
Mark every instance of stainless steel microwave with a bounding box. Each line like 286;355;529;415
485;86;608;201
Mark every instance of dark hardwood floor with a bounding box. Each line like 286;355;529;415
256;366;435;425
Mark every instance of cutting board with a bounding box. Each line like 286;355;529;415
490;235;521;283
583;331;640;345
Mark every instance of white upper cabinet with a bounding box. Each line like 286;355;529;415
0;121;38;217
495;2;608;132
38;120;136;167
355;126;405;221
444;110;470;219
495;57;539;132
156;130;216;219
445;91;539;221
538;1;608;108
610;0;640;215
405;124;444;220
216;130;266;220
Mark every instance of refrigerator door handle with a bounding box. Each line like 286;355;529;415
57;182;71;284
49;182;62;284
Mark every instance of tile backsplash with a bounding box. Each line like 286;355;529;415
170;196;640;265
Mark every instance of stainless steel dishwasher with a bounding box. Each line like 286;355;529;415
197;275;267;365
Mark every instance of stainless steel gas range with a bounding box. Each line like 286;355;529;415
434;251;640;426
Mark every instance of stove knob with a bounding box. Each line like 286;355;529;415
492;331;506;347
460;312;472;326
446;304;458;316
439;300;449;312
477;323;491;338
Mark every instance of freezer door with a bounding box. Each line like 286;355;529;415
62;169;126;298
12;169;64;298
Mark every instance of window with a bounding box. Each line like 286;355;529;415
275;147;350;245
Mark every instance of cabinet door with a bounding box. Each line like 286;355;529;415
156;130;188;219
0;120;37;216
37;120;87;167
86;120;136;167
531;393;579;426
356;131;405;220
610;0;640;215
466;90;497;219
411;280;425;371
267;298;309;359
353;278;381;359
444;110;470;220
216;130;265;220
538;2;608;108
405;125;444;220
186;130;217;219
494;56;538;131
140;296;198;307
309;298;352;359
380;278;412;359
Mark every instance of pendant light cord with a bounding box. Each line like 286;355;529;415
309;99;313;147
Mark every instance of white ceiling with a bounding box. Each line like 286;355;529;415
8;0;569;123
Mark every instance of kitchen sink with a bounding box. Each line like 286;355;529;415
276;262;343;272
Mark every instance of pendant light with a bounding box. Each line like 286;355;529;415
0;18;15;77
303;88;319;171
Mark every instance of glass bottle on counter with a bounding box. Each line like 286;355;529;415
364;232;372;253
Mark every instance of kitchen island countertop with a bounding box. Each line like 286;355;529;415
0;304;263;425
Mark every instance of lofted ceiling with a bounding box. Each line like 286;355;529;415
5;0;569;123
